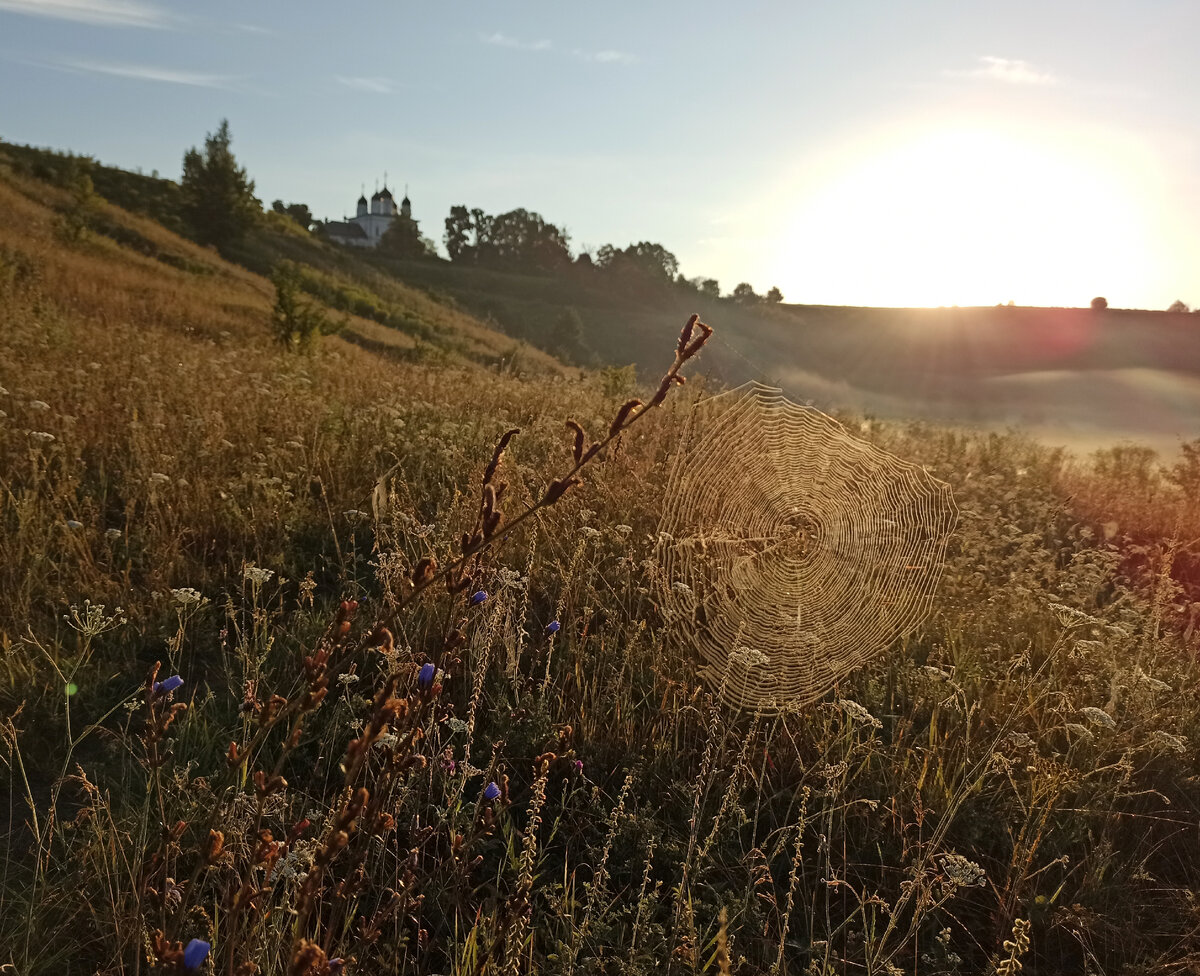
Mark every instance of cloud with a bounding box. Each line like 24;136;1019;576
0;0;168;28
573;47;635;64
336;75;394;94
60;58;234;87
949;56;1057;86
481;31;551;52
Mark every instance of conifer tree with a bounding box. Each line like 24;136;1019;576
180;120;259;249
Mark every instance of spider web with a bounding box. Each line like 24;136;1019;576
656;382;958;712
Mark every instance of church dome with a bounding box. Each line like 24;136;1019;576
357;193;368;205
378;186;394;200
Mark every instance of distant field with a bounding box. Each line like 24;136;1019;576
370;255;1200;452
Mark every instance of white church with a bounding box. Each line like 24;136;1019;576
323;182;413;248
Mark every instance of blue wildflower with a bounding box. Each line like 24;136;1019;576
418;663;436;689
545;620;561;635
183;938;211;970
483;781;501;801
469;590;488;606
154;675;184;695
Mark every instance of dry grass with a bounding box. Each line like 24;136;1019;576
2;165;1200;976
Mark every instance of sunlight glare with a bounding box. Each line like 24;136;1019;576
769;126;1163;307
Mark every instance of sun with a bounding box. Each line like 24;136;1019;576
767;123;1164;307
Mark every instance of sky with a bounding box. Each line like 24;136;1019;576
1;0;1198;309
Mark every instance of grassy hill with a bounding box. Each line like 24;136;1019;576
2;144;1200;975
367;256;1200;451
6;135;1198;451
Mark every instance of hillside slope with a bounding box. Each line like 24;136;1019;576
0;142;563;374
370;255;1200;450
3;149;1200;976
7;136;1195;450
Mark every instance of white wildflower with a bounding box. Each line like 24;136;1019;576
1064;722;1094;741
171;587;203;606
343;509;367;519
105;528;122;541
1006;731;1035;749
494;567;526;589
243;566;274;585
149;472;170;484
938;853;986;887
920;665;952;681
63;600;126;637
337;673;360;686
1152;731;1187;754
65;519;83;530
614;524;633;536
29;431;55;443
1080;707;1115;730
837;698;883;729
580;526;602;540
1047;602;1099;628
28;400;50;411
671;581;693;596
730;644;770;668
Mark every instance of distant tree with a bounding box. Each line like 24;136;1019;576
731;282;759;304
699;278;720;298
595;241;679;283
765;285;784;304
270;261;339;351
550;307;588;363
444;205;473;262
486;208;571;272
1167;299;1190;314
271;199;313;230
180;120;259;249
575;251;594;270
446;206;570;272
469;207;492;258
379;215;431;258
1090;296;1108;310
60;156;100;243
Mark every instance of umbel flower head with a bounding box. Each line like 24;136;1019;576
183;938;211;971
469;590;488;606
483;781;501;801
418;663;436;689
154;675;184;695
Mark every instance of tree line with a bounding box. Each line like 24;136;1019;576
442;204;781;302
174;120;784;303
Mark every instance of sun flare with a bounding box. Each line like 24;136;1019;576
769;125;1165;307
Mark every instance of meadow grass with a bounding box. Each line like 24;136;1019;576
1;164;1199;976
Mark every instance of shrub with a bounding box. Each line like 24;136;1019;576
271;260;340;350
